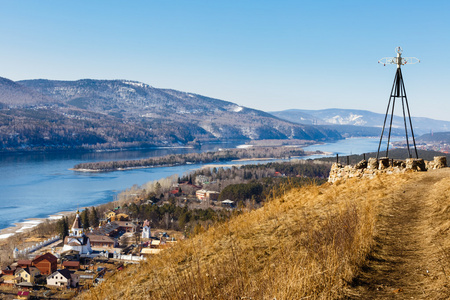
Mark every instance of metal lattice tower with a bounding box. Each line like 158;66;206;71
376;46;420;159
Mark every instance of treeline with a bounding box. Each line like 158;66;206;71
73;147;306;171
219;182;263;202
185;160;330;189
218;176;326;205
125;202;231;235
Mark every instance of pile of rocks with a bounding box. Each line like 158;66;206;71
328;156;447;183
426;156;448;169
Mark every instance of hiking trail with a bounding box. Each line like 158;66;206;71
347;169;450;299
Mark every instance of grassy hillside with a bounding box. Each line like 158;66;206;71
79;170;450;299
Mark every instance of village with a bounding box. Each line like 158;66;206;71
417;141;450;154
0;182;237;299
392;139;450;154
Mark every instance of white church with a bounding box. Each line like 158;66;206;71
62;210;92;255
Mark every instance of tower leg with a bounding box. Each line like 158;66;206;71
377;71;398;160
399;70;419;159
377;68;418;160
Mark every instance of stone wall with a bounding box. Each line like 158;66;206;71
328;156;447;183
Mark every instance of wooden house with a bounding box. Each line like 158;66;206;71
62;261;80;271
32;252;57;275
87;234;117;249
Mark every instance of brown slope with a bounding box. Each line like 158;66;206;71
78;169;450;299
346;169;450;299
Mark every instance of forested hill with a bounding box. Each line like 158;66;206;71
0;77;342;152
417;131;450;143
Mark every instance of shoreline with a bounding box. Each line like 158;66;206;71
0;211;75;240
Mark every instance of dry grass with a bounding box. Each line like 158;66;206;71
78;173;420;300
420;171;450;297
346;169;450;299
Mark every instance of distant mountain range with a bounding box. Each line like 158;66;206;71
0;77;341;152
270;109;450;136
416;132;450;143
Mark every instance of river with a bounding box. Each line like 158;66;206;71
0;137;388;237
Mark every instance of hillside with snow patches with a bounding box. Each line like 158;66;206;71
271;108;450;136
0;77;342;152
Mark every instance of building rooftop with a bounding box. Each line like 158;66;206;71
32;252;57;264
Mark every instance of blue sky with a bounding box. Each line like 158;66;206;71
0;1;449;120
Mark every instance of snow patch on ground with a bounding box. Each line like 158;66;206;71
227;105;244;113
122;81;151;88
325;113;366;126
0;233;14;239
236;144;253;149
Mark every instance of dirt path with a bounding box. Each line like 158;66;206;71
347;169;450;299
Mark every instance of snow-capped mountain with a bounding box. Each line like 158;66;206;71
270;108;450;136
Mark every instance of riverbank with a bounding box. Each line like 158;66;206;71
0;211;73;240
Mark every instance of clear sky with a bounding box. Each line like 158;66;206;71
0;1;449;120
